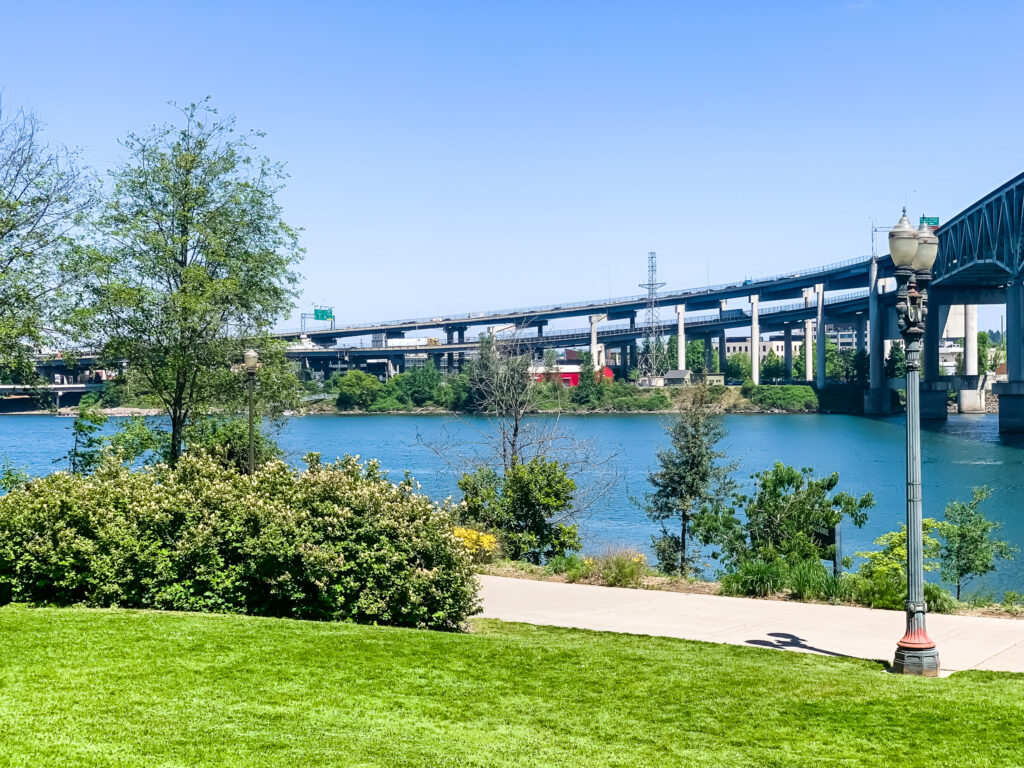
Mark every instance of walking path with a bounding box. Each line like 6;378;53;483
478;575;1024;674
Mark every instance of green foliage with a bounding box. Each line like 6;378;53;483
184;417;283;473
885;341;907;378
793;335;847;382
643;384;737;576
0;452;478;630
594;550;648;588
708;463;873;568
726;353;751;382
545;553;591;582
747;385;818;412
787;558;829;600
56;406;108;474
396;362;442;406
938;486;1016;599
334;369;383;410
458;457;580;563
739;378;755;397
0;106;95;385
720;558;786;597
852;518;958;612
760;349;786;382
85;100;303;463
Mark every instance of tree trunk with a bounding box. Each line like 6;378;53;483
680;517;688;577
169;411;185;466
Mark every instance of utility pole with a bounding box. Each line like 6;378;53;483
637;251;666;384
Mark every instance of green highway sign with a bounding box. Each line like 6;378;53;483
313;308;334;321
920;216;939;227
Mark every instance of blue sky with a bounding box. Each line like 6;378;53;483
3;1;1020;330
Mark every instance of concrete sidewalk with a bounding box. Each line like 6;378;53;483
477;575;1024;674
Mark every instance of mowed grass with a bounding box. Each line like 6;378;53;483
0;606;1022;768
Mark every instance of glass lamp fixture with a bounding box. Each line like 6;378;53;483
889;209;919;268
244;349;259;373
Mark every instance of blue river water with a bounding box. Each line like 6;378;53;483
1;412;1022;597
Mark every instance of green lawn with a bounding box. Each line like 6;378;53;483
0;606;1021;767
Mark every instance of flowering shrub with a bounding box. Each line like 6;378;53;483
452;527;499;563
0;453;479;630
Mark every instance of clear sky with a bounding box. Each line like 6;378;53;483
3;0;1020;330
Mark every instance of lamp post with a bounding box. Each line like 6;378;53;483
888;209;940;676
243;348;258;475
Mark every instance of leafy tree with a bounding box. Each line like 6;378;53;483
885;341;907;378
642;384;737;576
666;334;679;370
458;457;580;563
397;361;441;406
761;349;785;382
709;463;874;568
938;487;1016;599
725;352;751;382
0;105;96;383
573;351;600;406
793;336;846;382
853;519;956;611
86;101;302;464
57;406;107;474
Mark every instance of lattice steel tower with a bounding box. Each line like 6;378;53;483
638;251;666;382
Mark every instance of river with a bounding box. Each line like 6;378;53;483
1;412;1022;597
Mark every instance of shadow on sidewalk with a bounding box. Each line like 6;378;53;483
746;632;853;658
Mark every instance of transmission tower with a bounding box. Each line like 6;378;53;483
638;251;666;383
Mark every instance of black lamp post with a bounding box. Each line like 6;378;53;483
888;209;940;676
243;348;258;475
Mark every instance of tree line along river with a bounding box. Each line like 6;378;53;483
1;412;1021;597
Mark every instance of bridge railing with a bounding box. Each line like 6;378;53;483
276;256;874;337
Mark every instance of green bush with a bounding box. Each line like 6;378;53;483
787;558;828;600
706;384;727;402
595;550;648;588
924;582;959;614
748;385;818;412
740;378;756;397
545;554;591;583
821;572;856;603
185;417;283;472
720;558;787;597
0;453;479;630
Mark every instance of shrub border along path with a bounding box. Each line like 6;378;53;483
478;575;1024;674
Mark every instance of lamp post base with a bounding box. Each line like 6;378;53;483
893;645;940;676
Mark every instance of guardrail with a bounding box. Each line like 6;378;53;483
276;256;874;337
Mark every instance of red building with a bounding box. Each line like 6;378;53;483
530;363;614;387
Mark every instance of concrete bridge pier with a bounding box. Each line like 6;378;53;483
920;302;950;421
589;314;607;368
675;305;686;371
457;327;467;372
802;288;814;382
994;279;1024;431
815;283;825;388
718;331;727;374
783;326;793;383
958;304;986;413
864;258;891;414
750;294;760;385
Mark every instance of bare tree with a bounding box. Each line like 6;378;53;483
0;103;96;380
424;325;618;524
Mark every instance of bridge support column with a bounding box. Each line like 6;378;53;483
856;314;867;354
749;294;760;385
446;328;455;374
589;315;607;368
994;279;1024;431
675;305;686;371
628;340;638;378
457;328;466;373
803;288;814;382
920;301;949;421
815;283;826;389
959;304;985;413
704;337;714;374
864;257;890;414
784;326;793;383
718;331;727;374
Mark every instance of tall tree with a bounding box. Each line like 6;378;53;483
0;105;95;381
642;384;737;576
88;101;302;462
